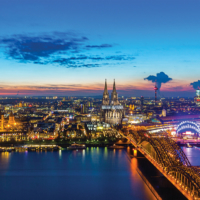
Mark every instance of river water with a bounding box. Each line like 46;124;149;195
182;146;200;166
0;147;155;200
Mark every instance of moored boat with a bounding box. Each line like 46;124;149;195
186;143;192;148
108;144;125;149
67;143;86;150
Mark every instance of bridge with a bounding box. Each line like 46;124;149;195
118;129;200;200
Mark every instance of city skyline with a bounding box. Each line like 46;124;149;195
1;0;200;97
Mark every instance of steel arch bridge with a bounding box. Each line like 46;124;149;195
119;129;200;200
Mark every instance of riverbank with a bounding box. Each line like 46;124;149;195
0;137;130;148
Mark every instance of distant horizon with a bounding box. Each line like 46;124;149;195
0;89;196;98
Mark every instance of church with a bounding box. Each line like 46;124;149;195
101;79;124;125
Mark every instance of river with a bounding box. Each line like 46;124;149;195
182;146;200;166
0;147;156;200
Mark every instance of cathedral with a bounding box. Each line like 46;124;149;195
102;79;124;125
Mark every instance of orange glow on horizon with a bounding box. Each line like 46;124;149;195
0;80;195;96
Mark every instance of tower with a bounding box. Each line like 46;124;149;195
111;79;118;105
154;81;158;105
102;79;109;105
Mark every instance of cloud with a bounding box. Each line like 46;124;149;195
0;32;88;63
190;80;200;90
85;44;113;48
144;72;172;90
0;32;135;68
51;54;134;68
52;58;101;68
105;55;135;61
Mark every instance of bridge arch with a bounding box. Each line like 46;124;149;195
176;121;200;137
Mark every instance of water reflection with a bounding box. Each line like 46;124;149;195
104;147;108;159
82;149;85;162
59;149;62;158
0;152;11;174
130;158;138;175
0;148;156;200
182;147;200;166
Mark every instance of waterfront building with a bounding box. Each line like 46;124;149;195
102;80;124;124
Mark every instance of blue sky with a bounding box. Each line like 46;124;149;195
0;0;200;96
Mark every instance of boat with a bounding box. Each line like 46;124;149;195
67;143;86;150
186;143;192;148
108;144;125;149
5;148;12;152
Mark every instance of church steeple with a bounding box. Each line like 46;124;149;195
111;79;118;104
113;79;116;92
103;79;108;95
102;79;109;105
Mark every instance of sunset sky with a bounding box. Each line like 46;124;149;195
0;0;200;97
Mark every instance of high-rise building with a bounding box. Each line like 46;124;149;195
140;96;144;111
81;104;85;114
102;79;124;124
194;89;200;106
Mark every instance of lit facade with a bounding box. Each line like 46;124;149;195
102;80;124;124
194;89;200;106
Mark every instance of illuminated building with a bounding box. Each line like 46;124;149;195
81;104;85;114
162;109;166;117
0;112;4;130
127;114;147;124
140;96;144;111
194;89;200;106
9;111;15;125
102;79;124;124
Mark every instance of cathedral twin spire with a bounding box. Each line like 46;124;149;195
103;79;118;105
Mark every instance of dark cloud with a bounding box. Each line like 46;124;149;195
86;44;113;48
0;32;135;68
52;58;76;66
0;33;88;63
80;64;100;68
190;80;200;90
52;58;100;68
105;55;135;61
144;72;172;90
51;54;134;68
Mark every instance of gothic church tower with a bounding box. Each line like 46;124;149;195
102;79;109;105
